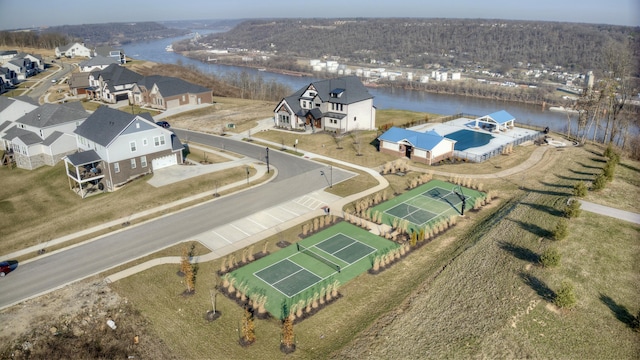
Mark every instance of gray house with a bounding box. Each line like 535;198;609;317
2;102;89;170
64;106;184;198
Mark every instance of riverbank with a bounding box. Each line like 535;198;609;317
178;49;567;108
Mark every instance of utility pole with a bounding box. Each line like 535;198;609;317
265;147;270;173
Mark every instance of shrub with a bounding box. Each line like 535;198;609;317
603;161;616;181
573;181;587;197
564;199;582;219
592;173;607;191
554;281;577;309
553;218;569;240
540;247;561;268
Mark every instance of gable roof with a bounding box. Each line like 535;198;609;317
485;110;515;124
91;64;142;86
16;102;88;128
378;127;455;151
137;75;210;97
79;55;119;68
74;106;154;147
94;46;123;57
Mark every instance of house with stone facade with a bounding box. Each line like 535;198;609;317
274;76;376;133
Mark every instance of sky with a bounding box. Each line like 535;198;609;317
0;0;638;30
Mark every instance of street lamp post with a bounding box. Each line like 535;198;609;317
265;147;269;173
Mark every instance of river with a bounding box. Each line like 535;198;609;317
122;30;595;136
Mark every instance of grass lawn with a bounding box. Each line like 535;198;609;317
333;143;640;359
0;159;265;256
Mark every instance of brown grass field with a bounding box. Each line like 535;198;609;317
107;142;640;359
1;95;638;359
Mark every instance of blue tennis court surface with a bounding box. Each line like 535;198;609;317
445;129;494;151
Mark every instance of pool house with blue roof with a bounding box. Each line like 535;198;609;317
473;110;515;132
378;127;456;165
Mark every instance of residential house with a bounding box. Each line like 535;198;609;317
87;64;142;103
2;102;89;170
1;96;39;164
274;76;376;132
378;127;456;165
64;106;184;198
93;46;126;64
472;110;515;132
2;60;26;81
68;72;91;97
0;67;18;87
17;53;45;73
0;50;18;64
78;55;119;72
131;75;213;111
55;42;93;58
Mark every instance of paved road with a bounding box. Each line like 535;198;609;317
24;60;74;101
0;130;352;310
578;200;640;225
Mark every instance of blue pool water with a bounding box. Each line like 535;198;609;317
445;130;494;151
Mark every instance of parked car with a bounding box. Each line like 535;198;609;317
0;260;17;277
51;78;57;83
156;121;170;128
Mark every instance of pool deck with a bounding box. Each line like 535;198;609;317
409;117;540;157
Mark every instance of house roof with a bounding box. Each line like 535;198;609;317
485;110;515;124
2;126;38;143
137;75;210;97
69;72;90;88
378;127;454;151
91;63;142;86
65;149;101;166
94;46;123;57
79;55;119;68
16;102;88;128
278;75;373;118
74;106;154;147
42;131;65;146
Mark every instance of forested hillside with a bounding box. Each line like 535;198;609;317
205;18;639;73
44;22;189;45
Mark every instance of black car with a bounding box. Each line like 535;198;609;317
156;121;170;128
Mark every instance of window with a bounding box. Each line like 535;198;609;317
130;141;137;152
142;138;148;146
131;158;136;169
141;156;147;168
153;135;166;147
114;162;120;173
302;101;306;108
182;95;185;101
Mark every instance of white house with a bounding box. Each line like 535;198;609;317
78;55;120;73
378;127;456;165
55;43;93;58
2;102;89;170
64;106;184;197
274;76;376;133
87;64;142;103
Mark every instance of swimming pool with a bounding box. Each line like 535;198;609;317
445;130;494;151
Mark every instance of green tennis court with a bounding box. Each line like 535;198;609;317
372;179;486;232
229;221;399;319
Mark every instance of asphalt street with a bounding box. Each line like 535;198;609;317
0;130;353;310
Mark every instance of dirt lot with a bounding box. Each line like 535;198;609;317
0;279;179;359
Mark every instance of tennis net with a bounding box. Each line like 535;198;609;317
296;243;341;273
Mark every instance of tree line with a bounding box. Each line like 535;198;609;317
201;18;639;75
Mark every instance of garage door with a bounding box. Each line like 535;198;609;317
152;154;177;170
